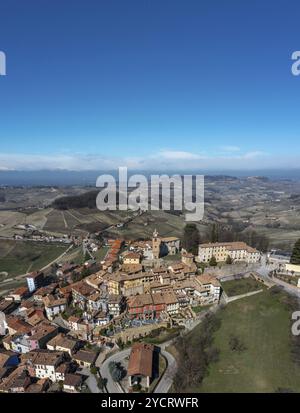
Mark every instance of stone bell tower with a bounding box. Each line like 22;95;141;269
152;229;161;259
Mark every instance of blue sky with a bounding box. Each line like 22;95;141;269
0;0;300;170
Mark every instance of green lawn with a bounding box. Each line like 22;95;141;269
221;277;264;297
195;290;300;393
162;253;181;262
142;327;184;345
94;246;109;261
0;240;68;276
192;305;212;314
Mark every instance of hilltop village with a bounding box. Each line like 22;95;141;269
0;230;263;393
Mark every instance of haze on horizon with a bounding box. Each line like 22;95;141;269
0;0;300;172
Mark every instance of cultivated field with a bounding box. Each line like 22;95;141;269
0;240;68;277
0;177;300;249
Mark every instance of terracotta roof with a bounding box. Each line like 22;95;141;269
47;333;77;351
43;294;66;308
85;272;106;288
127;294;153;308
20;299;35;310
29;322;57;341
161;291;178;305
0;366;30;392
0;351;14;368
199;241;259;253
0;299;16;313
73;350;97;364
25;383;45;393
127;343;154;378
11;286;28;296
123;252;141;259
22;350;63;366
71;280;96;297
27;310;45;326
55;362;69;374
64;373;83;387
152;267;168;274
121;263;143;274
195;274;221;287
168;263;185;271
6;316;32;334
34;284;57;298
59;285;73;295
151;293;166;305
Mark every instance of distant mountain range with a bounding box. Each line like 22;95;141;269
0;169;300;186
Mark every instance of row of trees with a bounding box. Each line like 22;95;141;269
291;239;300;265
173;312;222;391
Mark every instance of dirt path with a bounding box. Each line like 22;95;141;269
66;210;83;223
61;211;68;228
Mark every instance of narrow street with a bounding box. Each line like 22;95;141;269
81;367;101;393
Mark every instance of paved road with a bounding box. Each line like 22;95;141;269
100;346;177;394
254;254;300;298
154;349;177;393
100;348;131;393
229;254;300;298
81;367;101;393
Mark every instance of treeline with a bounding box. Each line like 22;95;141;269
183;222;269;254
52;190;98;209
0;190;5;202
52;188;185;212
173;312;222;392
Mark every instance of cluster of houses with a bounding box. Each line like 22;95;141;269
0;229;261;392
0;297;98;393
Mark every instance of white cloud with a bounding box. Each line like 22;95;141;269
0;150;297;171
157;150;204;160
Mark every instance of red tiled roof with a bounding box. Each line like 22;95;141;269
127;343;154;378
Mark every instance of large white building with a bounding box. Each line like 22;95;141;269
26;351;67;383
198;242;260;264
26;271;44;293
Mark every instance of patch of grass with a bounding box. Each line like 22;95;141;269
162;253;181;262
221;277;264;297
192;305;212;314
143;327;184;345
195;290;300;393
94;246;109;261
0;240;67;276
